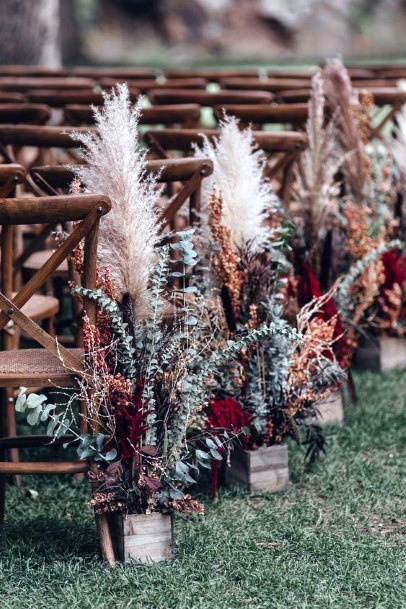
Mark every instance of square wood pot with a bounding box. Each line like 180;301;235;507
225;444;289;493
355;334;406;373
316;390;344;424
109;512;174;563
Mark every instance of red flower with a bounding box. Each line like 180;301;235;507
208;397;251;438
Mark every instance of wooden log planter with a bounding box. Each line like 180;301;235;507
315;390;344;425
109;512;174;563
355;334;406;373
225;444;289;493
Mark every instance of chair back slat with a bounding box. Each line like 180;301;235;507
149;89;273;106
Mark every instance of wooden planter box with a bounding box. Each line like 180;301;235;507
315;390;344;424
109;512;174;563
355;334;406;373
225;444;289;493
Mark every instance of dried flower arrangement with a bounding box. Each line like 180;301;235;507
16;88;301;521
292;63;406;371
194;117;343;463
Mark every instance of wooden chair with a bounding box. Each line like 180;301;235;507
0;66;68;78
0;191;115;564
0;92;25;103
99;77;207;93
0;104;51;125
0;124;94;171
71;66;158;80
143;128;307;208
212;103;308;129
148;89;273;106
163;68;259;82
267;68;316;79
30;156;214;230
63;104;201;129
220;77;311;93
27;89;140;109
0;77;95;93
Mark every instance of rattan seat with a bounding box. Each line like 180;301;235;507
24;250;69;275
18;292;59;321
0;347;83;387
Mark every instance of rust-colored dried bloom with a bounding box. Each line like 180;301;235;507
287;291;341;413
168;494;205;515
207;189;244;318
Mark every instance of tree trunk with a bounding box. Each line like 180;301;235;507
0;0;61;67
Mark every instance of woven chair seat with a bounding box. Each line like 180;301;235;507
16;292;59;321
0;348;83;387
23;250;69;275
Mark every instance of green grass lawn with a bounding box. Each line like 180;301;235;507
0;370;405;609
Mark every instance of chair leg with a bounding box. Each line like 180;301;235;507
95;512;116;567
4;388;21;487
0;390;6;524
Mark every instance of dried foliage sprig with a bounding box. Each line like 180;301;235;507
323;58;369;202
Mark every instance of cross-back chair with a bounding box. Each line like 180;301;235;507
0;66;68;78
220;77;312;93
100;77;207;93
0;77;95;93
163;68;259;82
27;88;140;109
148;89;273;107
71;66;158;80
0;104;51;125
143;128;307;208
63;103;201;129
0;190;115;563
212;103;308;130
30;156;214;230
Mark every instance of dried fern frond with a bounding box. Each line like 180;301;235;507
70;84;162;318
194;114;279;252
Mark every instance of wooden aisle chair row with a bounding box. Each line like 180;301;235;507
63;103;201;129
277;86;406;140
0;192;110;506
143;128;307;208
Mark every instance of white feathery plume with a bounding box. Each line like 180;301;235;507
194;114;279;252
392;79;406;175
294;71;344;248
70;84;161;317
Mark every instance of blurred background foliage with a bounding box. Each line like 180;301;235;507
2;0;406;67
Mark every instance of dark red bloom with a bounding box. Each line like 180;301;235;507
208;397;251;438
112;379;148;461
381;249;406;292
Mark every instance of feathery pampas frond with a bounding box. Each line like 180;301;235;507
392;80;406;176
323;58;368;202
70;84;161;318
194;114;279;252
294;72;344;254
